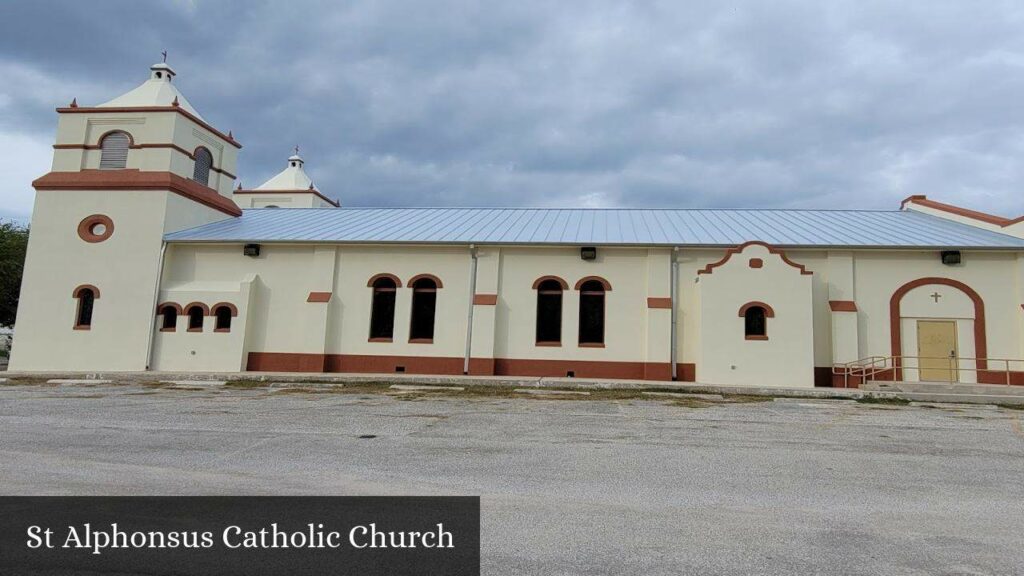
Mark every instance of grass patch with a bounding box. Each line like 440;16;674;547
272;386;346;395
856;396;911;406
0;377;57;387
223;380;271;389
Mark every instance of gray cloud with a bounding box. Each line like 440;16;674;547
2;0;1024;221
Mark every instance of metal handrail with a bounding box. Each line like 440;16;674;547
831;355;1024;388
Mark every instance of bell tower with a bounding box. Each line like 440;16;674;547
10;60;243;372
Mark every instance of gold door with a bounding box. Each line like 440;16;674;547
917;320;958;382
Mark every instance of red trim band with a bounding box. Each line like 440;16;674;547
900;195;1024;228
738;301;775;317
56;106;241;149
307;292;332;303
33;170;242;217
698;241;812;276
889;277;987;375
532;276;569;290
473;294;498;305
234;189;339;207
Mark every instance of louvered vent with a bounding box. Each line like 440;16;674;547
193;147;213;185
98;132;130;169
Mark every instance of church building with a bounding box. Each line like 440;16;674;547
11;62;1024;388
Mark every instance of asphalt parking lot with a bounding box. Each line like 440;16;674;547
1;381;1022;575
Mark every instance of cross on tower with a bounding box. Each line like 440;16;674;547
930;292;942;303
294;145;300;155
161;50;168;63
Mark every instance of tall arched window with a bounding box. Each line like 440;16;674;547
578;280;606;346
158;304;180;332
185;304;206;332
73;285;99;330
409;277;438;342
99;132;130;169
535;279;563;345
369;276;398;341
193;147;213;185
739;302;774;340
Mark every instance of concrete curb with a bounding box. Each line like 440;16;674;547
2;370;1023;405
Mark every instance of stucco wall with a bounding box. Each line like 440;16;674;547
695;243;816;388
51;111;238;198
10;190;168;371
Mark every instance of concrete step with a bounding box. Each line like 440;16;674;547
863;381;1024;397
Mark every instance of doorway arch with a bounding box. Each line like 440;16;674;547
889;277;986;379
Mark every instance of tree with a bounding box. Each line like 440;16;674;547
0;221;29;328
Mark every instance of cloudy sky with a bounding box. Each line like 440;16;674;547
2;0;1024;223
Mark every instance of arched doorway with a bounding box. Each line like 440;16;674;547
889;277;986;382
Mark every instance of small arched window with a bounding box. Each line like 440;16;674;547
193;147;213;185
99;132;130;169
158;304;179;332
535;279;563;345
578;280;606;346
409;277;438;342
73;285;98;330
185;304;206;332
213;305;234;332
739;302;774;340
369;276;398;341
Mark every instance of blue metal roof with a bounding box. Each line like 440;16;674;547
164;207;1024;249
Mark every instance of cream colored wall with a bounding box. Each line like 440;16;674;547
150;275;255;372
10;190;168;371
328;246;471;357
850;250;1020;381
14;192;1023;383
694;243;816;388
904;203;1024;238
493;246;653;362
10;186;240;372
231;193;327;209
51;111;238;197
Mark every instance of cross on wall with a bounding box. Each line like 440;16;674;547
930;292;942;303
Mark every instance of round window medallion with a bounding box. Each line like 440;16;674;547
77;214;114;243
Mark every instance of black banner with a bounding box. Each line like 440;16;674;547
0;496;480;575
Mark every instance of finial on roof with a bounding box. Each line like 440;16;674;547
236;181;243;190
162;50;168;63
228;130;234;140
171;96;179;107
69;98;78;108
309;183;315;190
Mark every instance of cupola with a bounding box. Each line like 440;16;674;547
232;148;340;208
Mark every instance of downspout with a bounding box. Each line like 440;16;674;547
463;244;479;375
670;247;679;381
145;241;169;370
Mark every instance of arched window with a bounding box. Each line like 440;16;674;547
409;277;438;342
535;279;563;345
185;304;206;332
213;305;233;332
739;302;774;340
158;304;180;332
193;147;213;185
99;132;130;169
744;307;766;338
73;285;98;330
369;276;398;341
578;280;606;346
